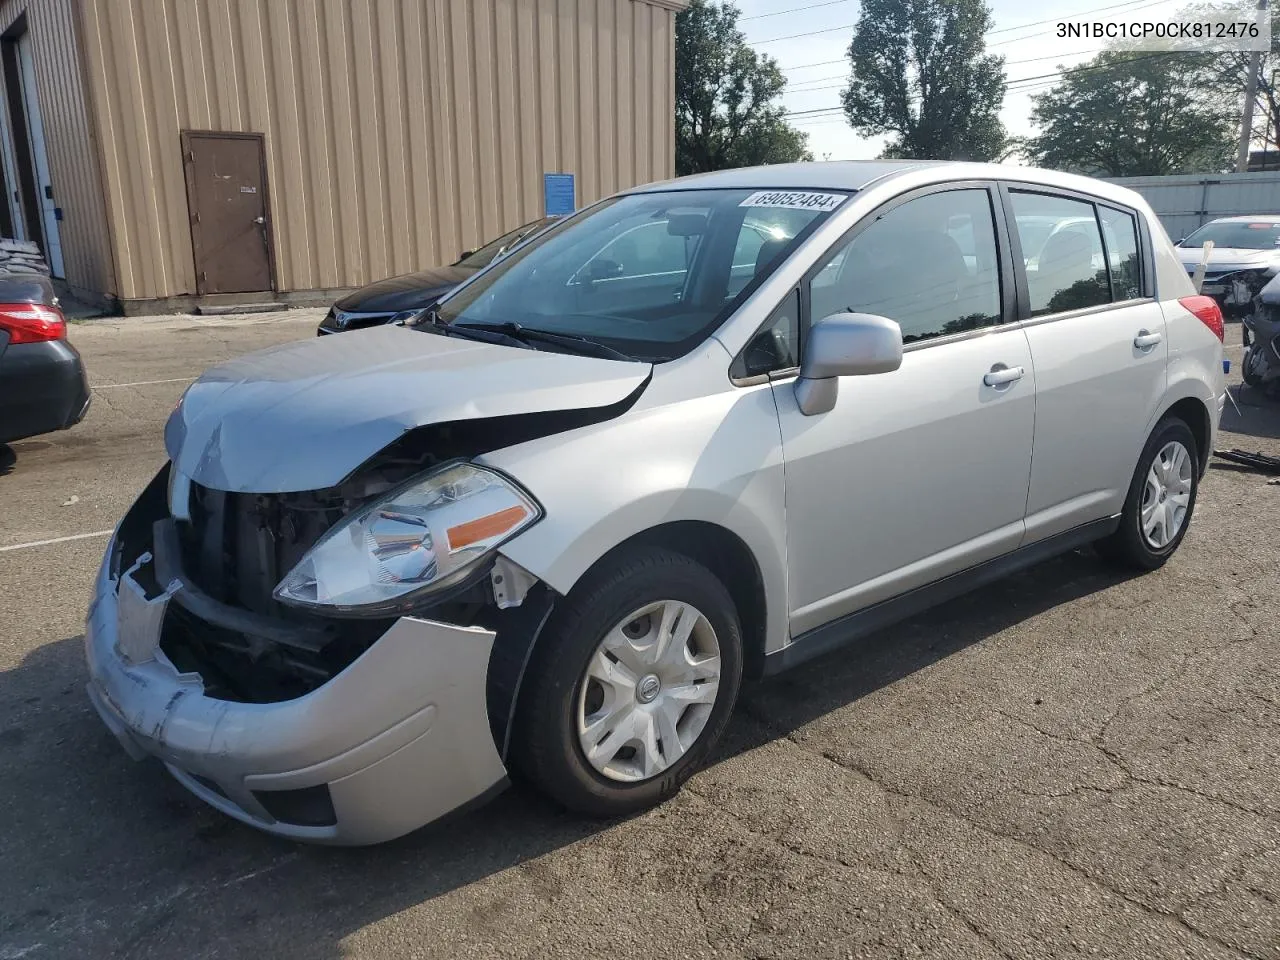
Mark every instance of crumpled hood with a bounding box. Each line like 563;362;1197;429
165;326;651;493
333;265;477;313
1175;246;1280;273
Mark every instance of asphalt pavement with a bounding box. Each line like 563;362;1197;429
0;311;1276;960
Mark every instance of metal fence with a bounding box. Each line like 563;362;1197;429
1106;172;1280;240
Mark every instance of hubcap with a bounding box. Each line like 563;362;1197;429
1141;440;1193;549
575;600;722;783
636;674;661;703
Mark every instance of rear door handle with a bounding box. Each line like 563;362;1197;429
1133;330;1163;348
983;365;1025;386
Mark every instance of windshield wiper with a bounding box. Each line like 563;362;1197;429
453;321;637;361
414;309;529;350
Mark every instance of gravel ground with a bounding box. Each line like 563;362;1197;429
0;310;1276;960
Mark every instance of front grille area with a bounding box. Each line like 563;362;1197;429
126;427;546;705
156;481;400;702
159;602;392;703
179;483;346;617
147;454;491;703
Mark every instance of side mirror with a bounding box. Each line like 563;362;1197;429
795;312;903;416
584;258;624;281
459;249;475;260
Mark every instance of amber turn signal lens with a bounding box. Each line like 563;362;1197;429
446;505;529;552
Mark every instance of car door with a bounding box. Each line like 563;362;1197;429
768;184;1037;636
1003;188;1168;542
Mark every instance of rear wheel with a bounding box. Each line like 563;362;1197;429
1096;417;1198;570
512;547;743;818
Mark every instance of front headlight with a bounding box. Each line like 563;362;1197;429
273;461;541;615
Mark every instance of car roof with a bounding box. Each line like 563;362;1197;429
627;160;1154;211
631;161;946;193
1201;215;1280;224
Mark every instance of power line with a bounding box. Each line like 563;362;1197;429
740;0;852;20
786;73;846;88
986;0;1177;46
1004;50;1180;89
1005;49;1105;67
986;0;1167;35
781;58;845;72
752;23;856;44
785;105;848;117
784;83;846;94
781;50;1187;118
783;50;1161;98
766;0;1176;69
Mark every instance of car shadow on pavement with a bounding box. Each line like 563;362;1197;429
1220;384;1280;441
0;547;1136;959
720;545;1138;762
0;443;15;476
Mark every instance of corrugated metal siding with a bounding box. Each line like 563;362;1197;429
1108;172;1280;241
0;0;115;297
77;0;678;302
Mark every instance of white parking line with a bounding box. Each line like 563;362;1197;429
0;530;113;552
92;377;193;389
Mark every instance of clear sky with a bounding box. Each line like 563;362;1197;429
735;0;1196;160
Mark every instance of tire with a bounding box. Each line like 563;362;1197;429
1096;417;1199;570
511;546;743;818
1242;347;1264;387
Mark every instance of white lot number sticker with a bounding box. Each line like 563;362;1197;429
740;190;845;212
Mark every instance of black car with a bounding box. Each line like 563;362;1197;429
0;274;90;444
317;216;560;335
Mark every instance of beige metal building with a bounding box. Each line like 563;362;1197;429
0;0;685;313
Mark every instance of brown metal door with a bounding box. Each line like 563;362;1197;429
182;132;274;294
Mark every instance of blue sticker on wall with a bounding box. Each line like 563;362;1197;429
543;173;575;217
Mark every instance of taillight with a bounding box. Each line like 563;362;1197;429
0;302;66;344
1178;295;1224;341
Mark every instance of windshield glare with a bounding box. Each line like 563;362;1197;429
433;188;845;361
1181;220;1280;251
457;218;555;268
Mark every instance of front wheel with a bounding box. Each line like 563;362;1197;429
511;547;743;818
1096;417;1199;570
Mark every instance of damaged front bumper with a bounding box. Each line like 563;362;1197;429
83;542;510;846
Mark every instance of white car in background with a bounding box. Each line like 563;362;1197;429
1174;216;1280;314
85;162;1225;845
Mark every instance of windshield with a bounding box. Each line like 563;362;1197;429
457;218;557;268
434;188;846;361
1180;220;1280;250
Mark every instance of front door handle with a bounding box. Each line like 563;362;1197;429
983;365;1025;386
1133;330;1163;348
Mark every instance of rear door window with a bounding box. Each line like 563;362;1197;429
1097;207;1142;301
1009;192;1110;316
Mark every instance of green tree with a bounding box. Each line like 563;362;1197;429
1024;51;1236;176
676;0;812;175
841;0;1006;161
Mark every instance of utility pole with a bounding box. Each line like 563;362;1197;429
1237;0;1270;172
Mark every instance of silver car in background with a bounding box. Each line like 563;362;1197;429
85;162;1226;844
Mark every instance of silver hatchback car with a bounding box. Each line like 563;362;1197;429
86;162;1226;844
